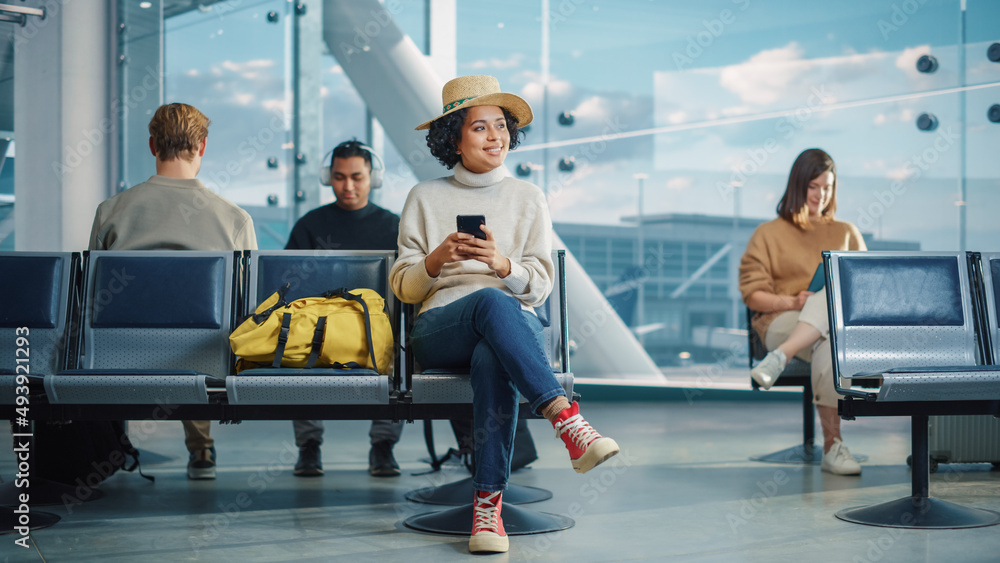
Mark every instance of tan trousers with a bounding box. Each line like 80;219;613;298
763;287;840;408
183;420;213;453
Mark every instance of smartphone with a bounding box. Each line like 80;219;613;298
457;215;487;240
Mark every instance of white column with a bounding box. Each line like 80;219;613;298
14;0;113;251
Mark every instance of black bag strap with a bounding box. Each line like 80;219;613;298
327;288;379;373
251;284;290;324
305;316;327;368
272;312;293;368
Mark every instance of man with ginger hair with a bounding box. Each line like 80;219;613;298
89;103;257;480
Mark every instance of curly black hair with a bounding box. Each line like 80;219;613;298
426;106;525;169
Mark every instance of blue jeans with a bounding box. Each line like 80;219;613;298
410;288;566;492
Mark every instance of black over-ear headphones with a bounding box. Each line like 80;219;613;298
319;142;384;189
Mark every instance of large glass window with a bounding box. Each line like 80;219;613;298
118;0;999;379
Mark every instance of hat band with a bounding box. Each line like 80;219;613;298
443;96;475;113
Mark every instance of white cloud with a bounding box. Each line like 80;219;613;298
572;96;609;122
465;53;525;70
667;111;687;124
874;113;886;125
886;166;912;182
261;98;285;112
718;42;807;105
720;105;751;117
863;159;886;171
186;69;199;77
328;64;344;75
666;177;693;191
894;45;931;73
232;93;254;106
519;77;572;102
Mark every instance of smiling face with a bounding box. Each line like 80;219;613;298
806;171;834;219
455;105;510;174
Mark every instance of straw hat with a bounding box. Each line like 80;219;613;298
415;75;533;131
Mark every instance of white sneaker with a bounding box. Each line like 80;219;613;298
821;438;862;475
751;349;787;390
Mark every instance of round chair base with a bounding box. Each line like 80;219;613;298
405;477;552;505
1;506;61;535
404;502;574;536
0;479;105;507
836;496;1000;529
750;444;868;465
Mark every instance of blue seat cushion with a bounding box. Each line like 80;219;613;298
839;257;963;327
90;256;225;329
0;256;63;328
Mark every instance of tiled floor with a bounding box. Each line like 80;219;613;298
3;400;1000;562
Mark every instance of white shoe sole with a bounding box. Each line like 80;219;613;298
469;531;508;553
187;467;216;480
822;463;862;476
572;437;620;474
750;368;776;390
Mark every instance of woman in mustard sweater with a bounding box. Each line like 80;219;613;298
390;75;620;553
739;148;866;475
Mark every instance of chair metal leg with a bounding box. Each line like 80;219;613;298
836;415;1000;529
750;385;822;464
404;502;574;536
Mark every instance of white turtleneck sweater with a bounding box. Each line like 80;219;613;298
390;163;554;315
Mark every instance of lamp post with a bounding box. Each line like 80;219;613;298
731;181;742;329
634;172;648;346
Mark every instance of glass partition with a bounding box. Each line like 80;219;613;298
130;0;1000;380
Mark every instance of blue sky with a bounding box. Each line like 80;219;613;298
159;0;1000;251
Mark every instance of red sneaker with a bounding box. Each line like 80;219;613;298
553;401;620;473
469;490;508;553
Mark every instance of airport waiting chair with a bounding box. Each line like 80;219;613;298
825;250;1000;529
0;252;81;524
0;252;80;392
402;250;575;536
975;252;1000;365
42;251;238;416
225;250;400;420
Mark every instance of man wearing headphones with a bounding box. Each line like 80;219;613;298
285;139;403;477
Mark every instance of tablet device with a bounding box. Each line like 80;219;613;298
807;262;825;293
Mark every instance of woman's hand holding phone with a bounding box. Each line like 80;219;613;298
425;225;511;278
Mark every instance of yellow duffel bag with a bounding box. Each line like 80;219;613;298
230;286;393;374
